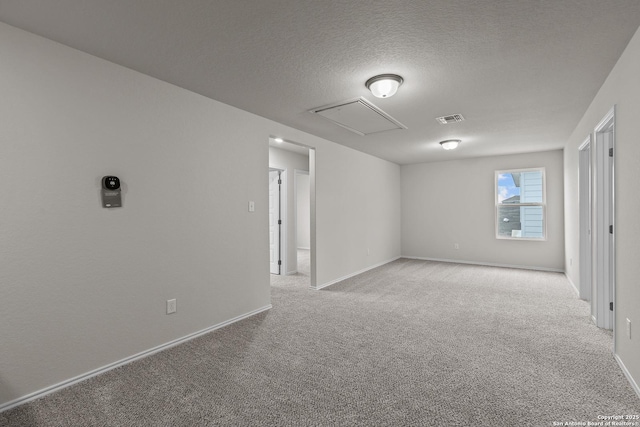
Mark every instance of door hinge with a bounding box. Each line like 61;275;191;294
278;219;282;225
610;302;614;311
278;260;281;266
609;148;613;157
278;179;282;184
610;224;613;234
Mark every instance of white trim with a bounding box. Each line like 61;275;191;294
0;304;272;413
578;136;591;151
297;246;310;250
279;170;288;277
286;270;298;275
309;148;317;289
594;106;615;132
615;354;640;400
402;256;564;273
565;273;580;296
578;136;592;301
314;257;401;290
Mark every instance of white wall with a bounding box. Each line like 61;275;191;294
0;22;270;408
402;150;564;271
268;147;309;274
0;23;402;408
313;144;402;287
564;26;640;394
268;137;402;289
296;173;311;250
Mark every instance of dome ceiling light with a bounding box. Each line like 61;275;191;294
439;139;461;150
365;74;404;98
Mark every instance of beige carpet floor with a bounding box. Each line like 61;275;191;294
2;255;639;426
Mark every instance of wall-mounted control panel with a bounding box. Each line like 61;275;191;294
101;176;122;208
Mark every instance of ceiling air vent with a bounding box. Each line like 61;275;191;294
435;114;465;125
310;97;407;136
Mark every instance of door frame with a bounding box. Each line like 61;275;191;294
269;167;287;275
592;106;615;336
578;136;592;301
309;148;317;289
268;137;316;288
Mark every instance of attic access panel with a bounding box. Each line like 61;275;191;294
310;97;407;136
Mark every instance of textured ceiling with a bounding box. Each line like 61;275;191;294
1;1;639;164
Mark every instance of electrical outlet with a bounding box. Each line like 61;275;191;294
367;248;370;256
248;201;255;212
454;243;459;250
627;318;632;339
167;299;177;315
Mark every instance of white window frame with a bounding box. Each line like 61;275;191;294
495;167;547;241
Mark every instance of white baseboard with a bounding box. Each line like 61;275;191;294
315;256;401;290
615;354;640;399
0;304;272;413
565;274;580;296
297;247;310;250
286;270;298;275
401;255;564;273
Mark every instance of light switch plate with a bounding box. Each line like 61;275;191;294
167;299;177;314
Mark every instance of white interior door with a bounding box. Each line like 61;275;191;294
593;109;614;331
269;170;281;275
607;130;614;329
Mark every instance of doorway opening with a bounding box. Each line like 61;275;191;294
268;137;316;288
592;106;615;334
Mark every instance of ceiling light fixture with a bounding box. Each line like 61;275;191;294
274;137;284;143
365;74;403;98
439;139;461;150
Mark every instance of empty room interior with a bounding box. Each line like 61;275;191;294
1;1;640;425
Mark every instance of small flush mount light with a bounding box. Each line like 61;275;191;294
439;139;461;150
274;137;284;143
365;74;404;98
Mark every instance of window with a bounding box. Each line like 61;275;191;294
495;168;546;240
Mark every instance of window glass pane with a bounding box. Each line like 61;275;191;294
497;173;520;204
498;170;543;204
497;205;544;238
